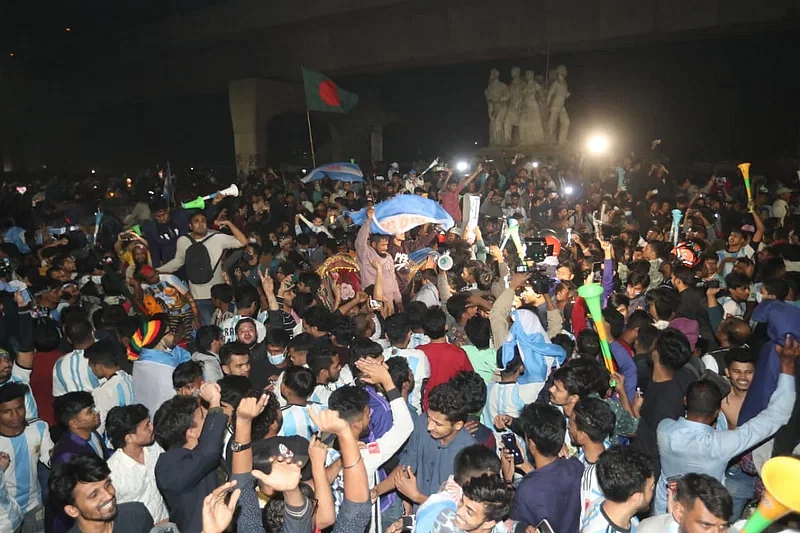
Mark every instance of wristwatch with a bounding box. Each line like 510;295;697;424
230;440;252;452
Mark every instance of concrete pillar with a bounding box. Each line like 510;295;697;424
228;78;303;175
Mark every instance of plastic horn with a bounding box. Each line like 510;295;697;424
499;218;518;252
437;251;454;271
93;210;103;245
130;224;142;236
671;209;683;246
419;158;440;178
740;456;800;533
738;162;752;205
181;184;240;209
577;283;616;381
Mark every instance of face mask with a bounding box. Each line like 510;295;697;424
271;240;278;246
192;388;201;398
268;351;286;366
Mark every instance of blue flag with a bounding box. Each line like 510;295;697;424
301;162;363;183
348;195;454;235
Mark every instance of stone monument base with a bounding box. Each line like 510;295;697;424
468;144;578;174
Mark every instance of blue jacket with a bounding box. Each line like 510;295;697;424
738;300;800;426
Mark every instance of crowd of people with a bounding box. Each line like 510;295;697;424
1;147;800;533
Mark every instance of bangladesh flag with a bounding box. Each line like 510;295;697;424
302;67;358;114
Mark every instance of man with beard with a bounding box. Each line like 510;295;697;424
142;197;223;268
106;404;168;524
356;207;402;308
49;454;154;533
638;474;733;533
233;318;269;390
158;211;248;326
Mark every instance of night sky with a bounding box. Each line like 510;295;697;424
3;5;800;177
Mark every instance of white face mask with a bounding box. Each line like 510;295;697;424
268;351;286;366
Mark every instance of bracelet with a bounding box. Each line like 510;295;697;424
342;456;363;470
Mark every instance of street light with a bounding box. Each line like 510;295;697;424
587;134;610;154
91;169;96;174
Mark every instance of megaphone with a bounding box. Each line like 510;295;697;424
738;162;753;206
181;184;240;210
438;252;454;271
740;456;800;533
577;283;616;384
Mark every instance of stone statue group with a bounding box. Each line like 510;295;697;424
485;65;570;147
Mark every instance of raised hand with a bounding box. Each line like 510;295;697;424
308;434;329;468
307;406;351;436
354;358;392;389
253;456;303;493
236;394;267;422
201;480;240;533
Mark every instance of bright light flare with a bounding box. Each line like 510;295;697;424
456;161;469;172
91;169;96;174
532;161;539;168
564;185;574;195
587;134;610;154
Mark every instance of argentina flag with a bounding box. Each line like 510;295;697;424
348;195;454;235
301;162;364;183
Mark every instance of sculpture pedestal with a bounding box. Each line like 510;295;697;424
470;143;578;174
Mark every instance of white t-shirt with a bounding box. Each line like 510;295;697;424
158;230;243;300
107;444;168;523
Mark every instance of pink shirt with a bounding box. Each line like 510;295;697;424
439;184;464;222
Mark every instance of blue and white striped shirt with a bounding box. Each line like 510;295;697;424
0;420;54;512
383;347;431;414
278;405;318;441
92;371;136;435
0;364;38;420
52;349;102;397
0;468;23;533
581;499;639;533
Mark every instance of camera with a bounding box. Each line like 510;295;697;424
516;261;552;294
695;279;720;289
523;238;551;263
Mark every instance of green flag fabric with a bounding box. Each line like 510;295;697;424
302;67;358;114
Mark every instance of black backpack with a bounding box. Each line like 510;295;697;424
185;234;222;284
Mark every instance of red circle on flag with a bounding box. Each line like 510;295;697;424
319;80;341;107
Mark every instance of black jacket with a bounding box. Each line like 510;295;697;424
155;408;228;533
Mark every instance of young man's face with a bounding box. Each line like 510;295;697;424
626;284;644;299
726;361;755;392
223;354;251;377
73;405;101;433
371;237;389;255
190;215;208;236
153;209;170;224
325;355;342;383
236;322;257;344
556;266;573;281
426;409;462;441
548;379;572;408
676;496;729;533
0;353;12;381
129;417;155;447
729;285;750;303
177;377;203;397
0;397;26;434
455;495;496;533
65;476;118;523
727;232;744;248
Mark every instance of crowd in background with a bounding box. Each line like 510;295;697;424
0;142;800;533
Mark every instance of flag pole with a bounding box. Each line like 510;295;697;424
306;109;317;168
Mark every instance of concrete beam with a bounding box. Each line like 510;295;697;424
228;78;304;174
